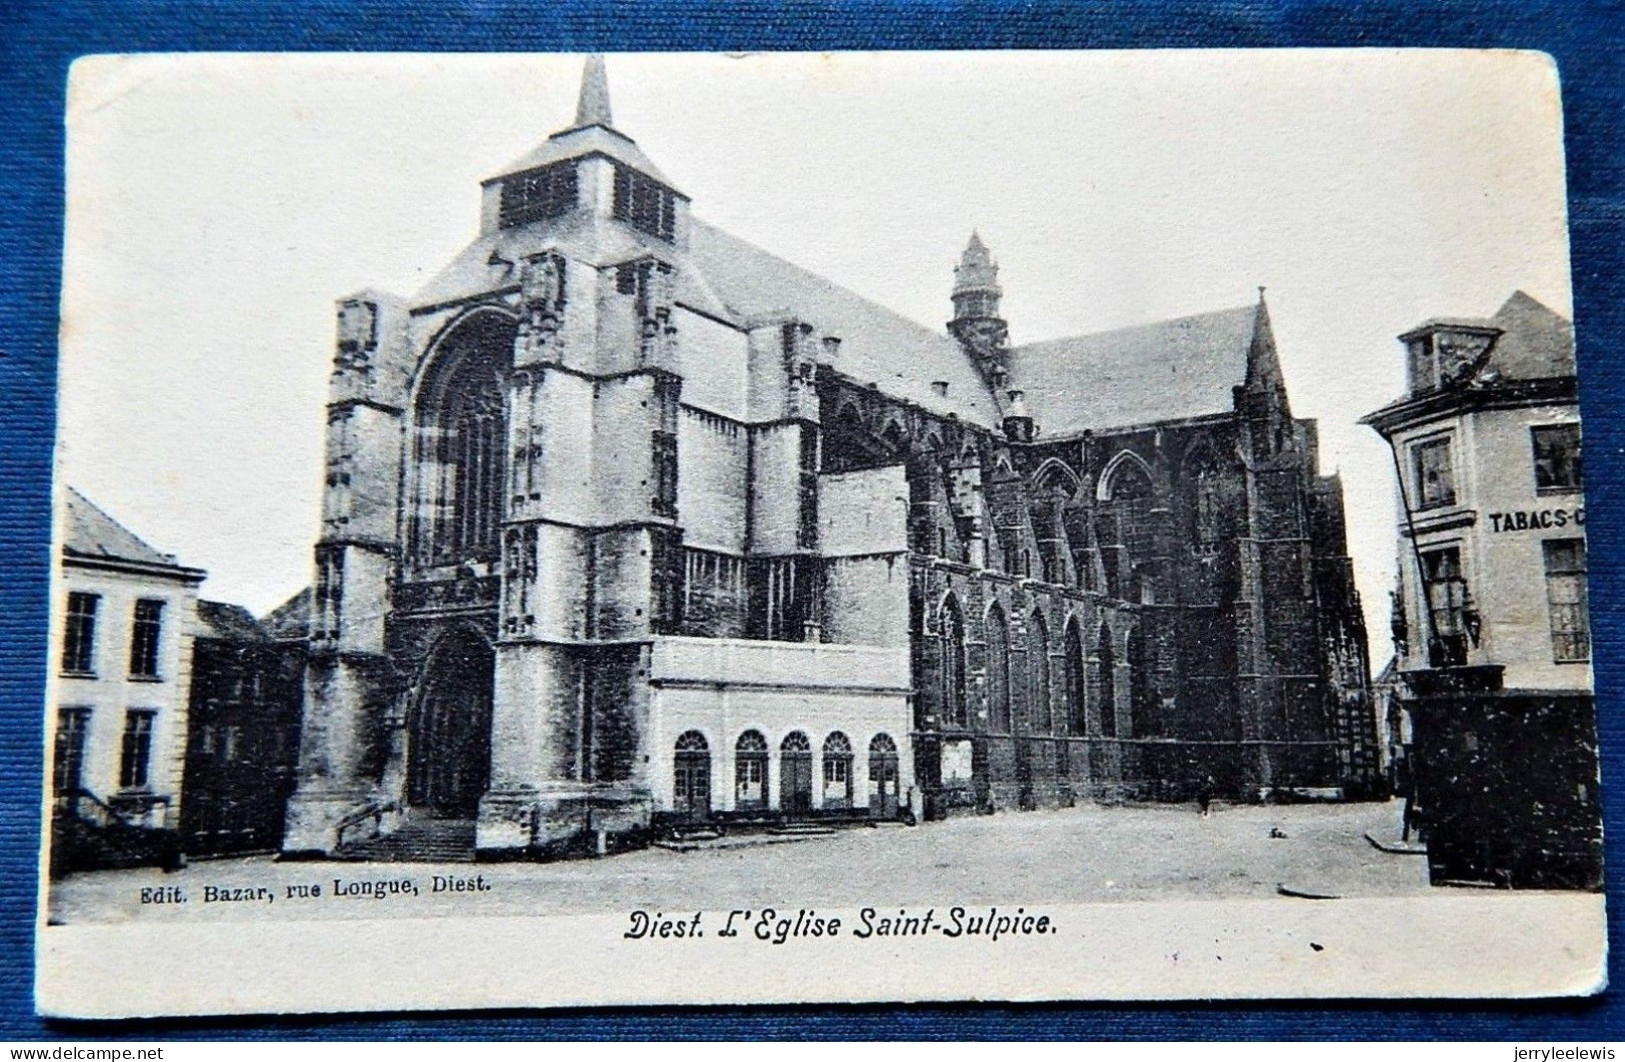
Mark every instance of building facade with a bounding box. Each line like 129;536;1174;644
50;489;204;874
1363;290;1601;888
179;601;306;857
285;58;1378;860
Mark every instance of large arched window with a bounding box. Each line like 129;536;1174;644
986;604;1012;733
939;595;967;728
1064;618;1086;737
1030;462;1081;585
1027;609;1052;733
1097;621;1118;738
410;312;516;567
1185;445;1231;551
1096;453;1155;599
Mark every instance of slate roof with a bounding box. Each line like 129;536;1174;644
196;600;267;643
688;221;1003;428
1005;304;1259;437
411;209;732;321
62;487;196;573
261;587;312;642
1484;290;1574;381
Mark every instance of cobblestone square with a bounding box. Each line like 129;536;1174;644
49;800;1434;925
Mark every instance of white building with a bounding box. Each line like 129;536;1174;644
1364;291;1587;691
51;489;204;845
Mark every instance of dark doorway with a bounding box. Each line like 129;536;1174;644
673;730;711;822
780;731;813;814
408;631;495;818
869;733;901;818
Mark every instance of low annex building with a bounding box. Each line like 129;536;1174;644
284;58;1379;860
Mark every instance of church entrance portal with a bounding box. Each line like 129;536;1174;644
408;632;495;818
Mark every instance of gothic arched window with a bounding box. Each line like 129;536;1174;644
1096;453;1155;600
410;312;516;567
1127;625;1155;736
986;604;1012;733
1027;609;1052;733
939;595;968;728
1064;618;1085;737
1030;462;1080;585
1097;621;1118;738
1185;445;1230;551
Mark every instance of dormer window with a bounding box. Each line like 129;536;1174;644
1407;335;1437;393
499;162;579;229
1404;325;1499;395
612;165;675;242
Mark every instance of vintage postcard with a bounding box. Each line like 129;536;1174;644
37;50;1604;1018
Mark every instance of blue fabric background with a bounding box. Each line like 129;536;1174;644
2;0;1621;1040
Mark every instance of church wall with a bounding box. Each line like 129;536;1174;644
591;267;643;377
819;465;910;648
588;374;657;526
744;325;791;424
677;406;748;554
533;369;597;526
333;546;391;656
489;641;576;787
591;526;656;641
747;423;804;556
676;310;749;420
533;522;591;642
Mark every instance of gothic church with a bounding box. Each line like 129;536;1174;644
284;58;1378;859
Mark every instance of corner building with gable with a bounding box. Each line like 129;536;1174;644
284;59;1379;859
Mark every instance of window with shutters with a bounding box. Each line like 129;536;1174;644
498;163;578;228
612;165;675;241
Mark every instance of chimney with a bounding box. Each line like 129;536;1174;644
820;335;842;365
1003;389;1034;443
931;380;949;397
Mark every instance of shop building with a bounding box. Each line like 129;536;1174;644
1362;290;1601;888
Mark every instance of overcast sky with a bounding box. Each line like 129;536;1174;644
59;50;1572;656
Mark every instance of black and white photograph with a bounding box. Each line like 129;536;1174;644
36;50;1602;1017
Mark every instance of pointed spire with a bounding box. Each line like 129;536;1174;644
574;54;613;129
954;230;1000;296
1245;284;1288;404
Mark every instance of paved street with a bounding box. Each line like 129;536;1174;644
48;799;1432;925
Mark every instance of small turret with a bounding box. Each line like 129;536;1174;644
949;231;1010;377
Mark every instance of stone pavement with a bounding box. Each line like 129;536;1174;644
47;798;1433;926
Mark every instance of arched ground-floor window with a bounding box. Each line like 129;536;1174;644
734;730;768;811
822;732;853;809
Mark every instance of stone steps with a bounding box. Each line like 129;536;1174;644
337;817;477;863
